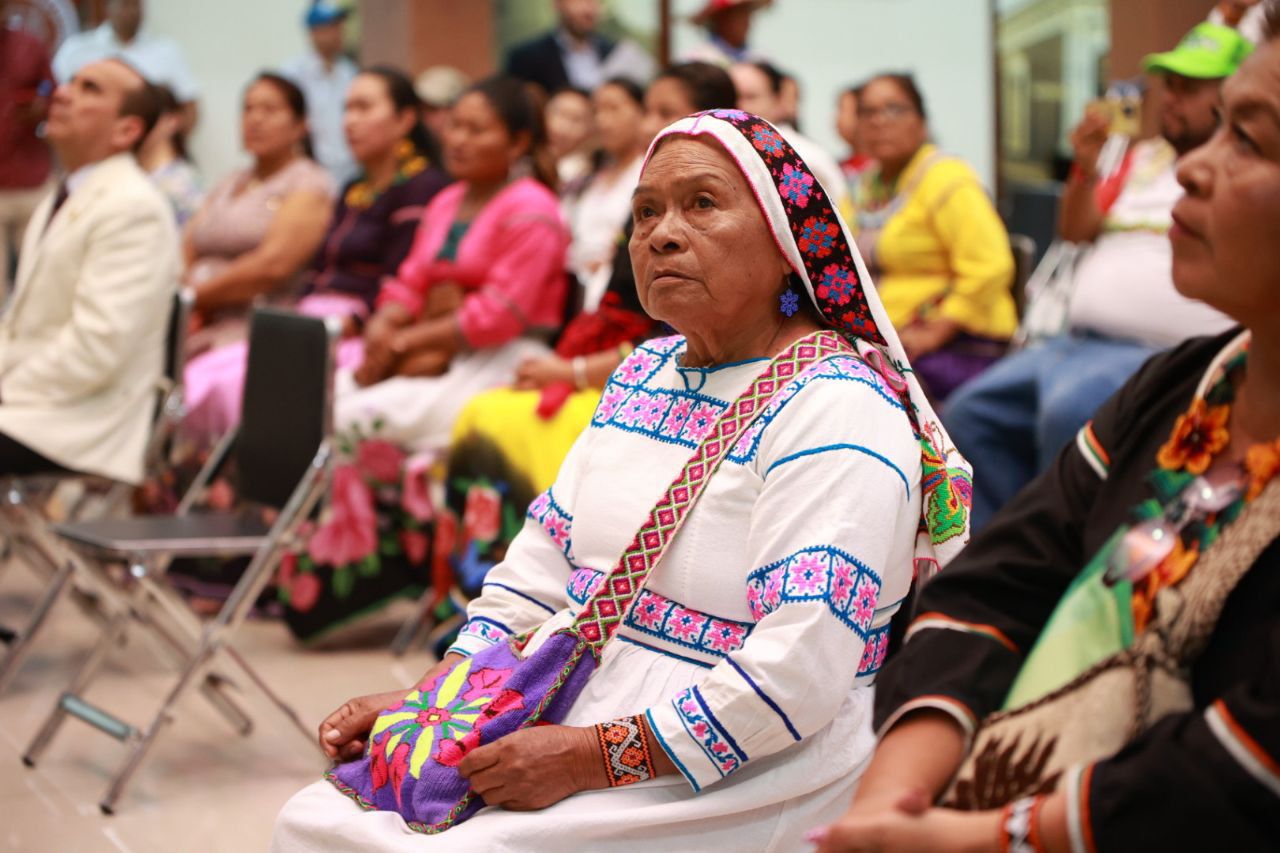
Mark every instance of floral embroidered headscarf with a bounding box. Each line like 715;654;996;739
642;110;974;567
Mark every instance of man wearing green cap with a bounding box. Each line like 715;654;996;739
945;22;1253;530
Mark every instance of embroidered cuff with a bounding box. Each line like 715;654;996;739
595;715;656;787
446;616;512;658
644;686;749;793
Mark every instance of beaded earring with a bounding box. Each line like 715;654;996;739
779;286;800;317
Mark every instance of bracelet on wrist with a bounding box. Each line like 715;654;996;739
1001;795;1044;853
595;715;655;787
571;356;589;390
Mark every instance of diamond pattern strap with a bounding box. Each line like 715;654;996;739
570;329;854;648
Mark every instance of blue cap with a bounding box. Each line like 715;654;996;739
305;1;348;28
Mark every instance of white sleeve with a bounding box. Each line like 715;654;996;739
446;433;588;658
643;361;921;791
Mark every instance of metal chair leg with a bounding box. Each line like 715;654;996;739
99;640;217;815
22;609;132;768
0;558;75;694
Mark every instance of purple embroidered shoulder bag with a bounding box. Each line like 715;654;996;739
326;330;853;833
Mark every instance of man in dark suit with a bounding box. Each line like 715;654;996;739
505;0;615;95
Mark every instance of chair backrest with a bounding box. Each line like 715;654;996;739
165;289;195;390
1009;234;1037;319
237;308;340;509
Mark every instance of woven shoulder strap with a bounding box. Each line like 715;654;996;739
571;330;854;648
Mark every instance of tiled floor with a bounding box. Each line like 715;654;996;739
0;558;437;852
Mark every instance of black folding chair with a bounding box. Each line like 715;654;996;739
20;307;339;814
0;288;194;692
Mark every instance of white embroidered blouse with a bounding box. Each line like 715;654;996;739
447;335;922;793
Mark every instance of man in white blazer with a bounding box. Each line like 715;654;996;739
0;58;178;483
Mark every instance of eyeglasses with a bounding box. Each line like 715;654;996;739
1102;467;1243;587
856;104;916;122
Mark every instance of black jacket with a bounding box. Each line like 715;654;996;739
504;31;615;94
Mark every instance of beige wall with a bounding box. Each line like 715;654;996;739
358;0;495;80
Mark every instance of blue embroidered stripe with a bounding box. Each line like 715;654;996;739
764;443;911;497
526;487;574;561
725;656;801;741
672;686;748;779
745;545;884;636
568;567;755;658
480;582;558;616
457;615;514;647
616;635;714;668
725;356;905;465
645;708;701;793
857;622;893;678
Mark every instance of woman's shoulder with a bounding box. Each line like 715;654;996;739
280;158;337;198
497;177;564;217
391;166;452;206
917;152;983;191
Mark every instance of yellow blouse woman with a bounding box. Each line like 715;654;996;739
851;73;1016;401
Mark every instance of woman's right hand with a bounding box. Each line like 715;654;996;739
318;653;467;761
318;689;412;761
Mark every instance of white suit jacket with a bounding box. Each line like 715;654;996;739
0;153;178;484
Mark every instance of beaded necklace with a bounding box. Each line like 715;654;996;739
1129;343;1280;630
344;139;429;210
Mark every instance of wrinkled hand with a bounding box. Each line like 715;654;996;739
1069;107;1110;178
513;355;573;391
318;689;412;762
319;654;464;761
458;725;603;811
899;318;960;360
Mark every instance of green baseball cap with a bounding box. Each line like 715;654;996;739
1142;22;1254;79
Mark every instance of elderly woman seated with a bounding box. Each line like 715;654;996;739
816;14;1280;851
271;109;974;849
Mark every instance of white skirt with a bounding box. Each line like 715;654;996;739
271;619;875;852
333;338;551;452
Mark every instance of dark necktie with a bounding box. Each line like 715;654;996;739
41;182;69;237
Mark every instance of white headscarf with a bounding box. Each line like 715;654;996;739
641;109;974;568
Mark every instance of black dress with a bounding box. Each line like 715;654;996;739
875;328;1280;850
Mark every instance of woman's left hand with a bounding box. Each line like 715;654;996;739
458;725;604;811
395;348;452;378
899;318;961;360
814;805;1000;853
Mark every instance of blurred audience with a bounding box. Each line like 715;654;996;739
1210;0;1268;41
730;60;848;210
140;84;202;227
506;0;614;94
683;0;771;66
415;65;470;140
53;0;199;130
182;72;334;356
946;23;1248;530
0;59;176;481
281;1;359;185
850;72;1015;403
545;86;596;186
835;86;872;181
181;66;451;443
0;1;54;301
336;75;568;451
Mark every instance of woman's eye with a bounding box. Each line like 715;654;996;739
635;205;656;220
1231;123;1259;154
694;196;715;209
